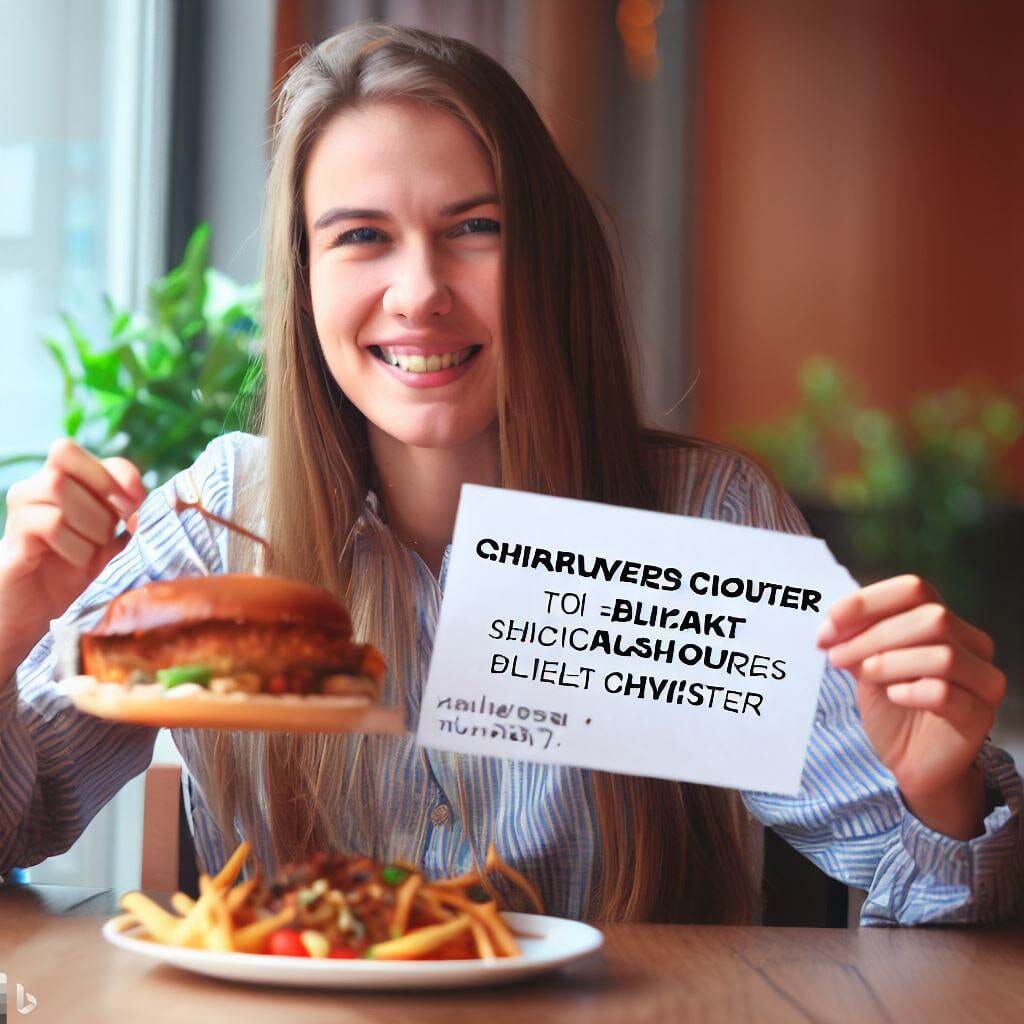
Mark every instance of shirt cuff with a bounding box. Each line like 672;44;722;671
897;745;1015;897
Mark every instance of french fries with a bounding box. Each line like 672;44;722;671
170;893;195;916
233;906;297;954
364;916;471;960
110;837;544;961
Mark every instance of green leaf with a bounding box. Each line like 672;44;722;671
61;312;123;392
110;310;132;337
117;344;146;387
151;223;210;334
0;453;48;469
43;336;76;404
65;404;85;436
800;357;843;408
981;397;1023;444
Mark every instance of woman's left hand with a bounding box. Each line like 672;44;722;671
817;574;1005;840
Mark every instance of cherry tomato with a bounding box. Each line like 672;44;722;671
267;675;288;696
265;928;309;956
328;946;359;959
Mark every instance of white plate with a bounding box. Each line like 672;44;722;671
101;912;604;990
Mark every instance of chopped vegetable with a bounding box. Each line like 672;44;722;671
381;865;409;886
265;928;309;957
157;664;214;688
299;929;331;958
296;887;318;908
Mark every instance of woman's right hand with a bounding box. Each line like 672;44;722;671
0;438;148;670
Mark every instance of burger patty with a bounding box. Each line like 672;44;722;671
81;621;384;688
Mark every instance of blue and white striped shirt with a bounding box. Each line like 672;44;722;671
2;431;1021;924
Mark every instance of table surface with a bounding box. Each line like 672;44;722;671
2;883;1022;1023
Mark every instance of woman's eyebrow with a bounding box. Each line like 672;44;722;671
312;192;499;232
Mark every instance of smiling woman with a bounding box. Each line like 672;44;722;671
1;20;1021;932
302;101;502;453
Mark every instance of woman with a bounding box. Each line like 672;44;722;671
0;23;1019;925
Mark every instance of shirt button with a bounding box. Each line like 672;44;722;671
430;803;451;826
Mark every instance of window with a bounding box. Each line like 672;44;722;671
2;0;175;890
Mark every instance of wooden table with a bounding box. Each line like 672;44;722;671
2;883;1022;1022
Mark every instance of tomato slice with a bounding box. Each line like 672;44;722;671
265;928;310;956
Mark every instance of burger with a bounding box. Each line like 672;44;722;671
79;573;386;701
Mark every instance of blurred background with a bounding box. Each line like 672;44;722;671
2;0;1020;891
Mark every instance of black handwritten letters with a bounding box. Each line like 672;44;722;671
435;695;567;750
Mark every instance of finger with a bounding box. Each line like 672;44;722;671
101;456;148;506
46;438;137;514
28;468;118;546
21;505;97;569
817;575;941;648
826;601;995;668
855;644;1007;706
884;678;991;730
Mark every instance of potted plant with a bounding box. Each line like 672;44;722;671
0;224;263;522
737;358;1024;691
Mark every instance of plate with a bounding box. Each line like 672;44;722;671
63;675;407;734
102;912;604;990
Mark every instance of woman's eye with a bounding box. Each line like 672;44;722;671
452;217;500;237
333;226;386;246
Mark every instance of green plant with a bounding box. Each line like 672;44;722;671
738;357;1023;614
0;224;263;494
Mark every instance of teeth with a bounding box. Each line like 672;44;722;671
382;346;477;373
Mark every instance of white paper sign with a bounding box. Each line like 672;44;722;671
417;484;860;796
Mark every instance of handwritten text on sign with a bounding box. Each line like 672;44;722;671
417;485;859;795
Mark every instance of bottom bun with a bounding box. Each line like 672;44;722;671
61;676;408;734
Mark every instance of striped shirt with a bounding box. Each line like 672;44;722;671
1;431;1021;924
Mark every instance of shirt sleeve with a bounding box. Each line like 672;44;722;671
724;454;1024;925
0;434;234;880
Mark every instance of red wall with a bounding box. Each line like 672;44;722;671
693;0;1024;484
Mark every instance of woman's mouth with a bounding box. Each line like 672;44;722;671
368;344;483;388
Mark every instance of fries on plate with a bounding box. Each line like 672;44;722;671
111;839;543;961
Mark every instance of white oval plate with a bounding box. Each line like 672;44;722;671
102;912;604;990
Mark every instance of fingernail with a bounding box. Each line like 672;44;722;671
817;617;838;647
110;494;134;518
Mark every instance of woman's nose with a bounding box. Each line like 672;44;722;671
382;247;453;322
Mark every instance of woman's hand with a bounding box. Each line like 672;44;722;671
817;574;1004;840
0;438;147;675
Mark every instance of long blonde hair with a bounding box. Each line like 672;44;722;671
189;22;758;924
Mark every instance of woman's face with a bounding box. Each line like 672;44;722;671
303;100;501;450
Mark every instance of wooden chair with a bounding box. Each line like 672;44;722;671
141;765;856;924
141;764;200;897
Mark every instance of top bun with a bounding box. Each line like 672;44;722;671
87;573;353;638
